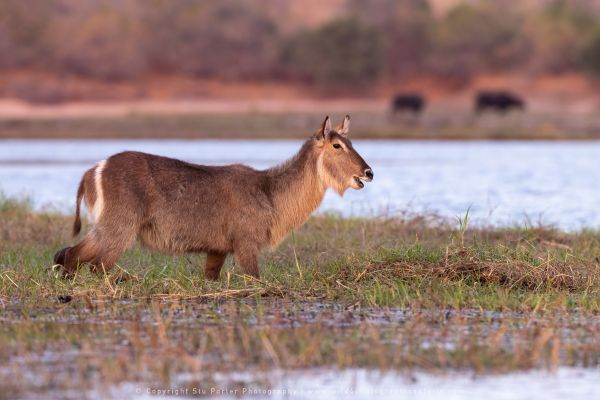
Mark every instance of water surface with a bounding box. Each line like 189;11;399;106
162;368;599;400
3;300;598;399
1;139;598;229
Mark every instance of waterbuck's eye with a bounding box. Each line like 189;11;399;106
333;143;342;149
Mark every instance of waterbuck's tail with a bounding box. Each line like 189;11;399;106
73;177;85;237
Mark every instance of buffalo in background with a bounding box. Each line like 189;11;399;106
391;93;426;114
475;91;525;113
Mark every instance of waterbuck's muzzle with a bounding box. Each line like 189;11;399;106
352;168;374;189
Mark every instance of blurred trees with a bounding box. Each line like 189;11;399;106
527;0;597;73
431;3;529;79
348;0;433;77
283;19;384;89
3;0;600;88
141;0;280;80
578;27;600;75
0;0;52;68
46;1;146;80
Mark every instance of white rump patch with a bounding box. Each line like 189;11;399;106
91;160;107;222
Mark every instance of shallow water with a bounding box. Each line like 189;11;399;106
1;139;599;229
141;367;598;400
254;368;599;400
2;299;599;399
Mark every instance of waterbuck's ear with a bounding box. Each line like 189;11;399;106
315;115;332;140
336;115;350;136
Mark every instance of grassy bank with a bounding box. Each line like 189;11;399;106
3;110;600;140
1;197;599;311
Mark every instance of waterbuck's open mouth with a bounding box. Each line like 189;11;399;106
352;175;372;189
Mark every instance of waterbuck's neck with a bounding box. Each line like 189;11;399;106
266;140;327;245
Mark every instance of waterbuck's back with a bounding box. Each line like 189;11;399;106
92;151;276;254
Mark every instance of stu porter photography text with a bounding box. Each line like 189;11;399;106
140;384;451;397
143;386;349;397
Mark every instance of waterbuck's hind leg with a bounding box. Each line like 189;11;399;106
58;235;101;277
204;251;227;280
86;226;137;275
53;246;74;278
87;247;126;275
57;227;136;278
53;247;70;268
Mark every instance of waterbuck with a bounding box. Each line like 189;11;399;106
53;115;373;280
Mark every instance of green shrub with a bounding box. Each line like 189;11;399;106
431;3;528;78
526;0;597;73
348;0;434;77
142;0;281;80
284;19;384;89
47;5;146;80
578;26;600;76
0;0;52;68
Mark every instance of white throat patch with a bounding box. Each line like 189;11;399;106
316;152;345;196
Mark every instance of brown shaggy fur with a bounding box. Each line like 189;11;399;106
54;116;373;279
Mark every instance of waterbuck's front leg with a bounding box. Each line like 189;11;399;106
233;243;260;278
204;251;227;280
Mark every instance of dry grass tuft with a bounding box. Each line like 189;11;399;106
369;247;598;292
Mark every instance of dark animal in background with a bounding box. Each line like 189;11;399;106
475;91;525;113
53;116;373;280
391;93;425;114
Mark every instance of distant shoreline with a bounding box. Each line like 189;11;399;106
1;104;600;140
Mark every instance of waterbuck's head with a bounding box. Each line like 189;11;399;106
313;115;373;195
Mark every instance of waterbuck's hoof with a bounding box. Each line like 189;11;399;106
57;295;73;304
205;271;221;281
53;247;70;267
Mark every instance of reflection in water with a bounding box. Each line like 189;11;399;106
3;299;597;400
0;139;599;229
188;368;598;400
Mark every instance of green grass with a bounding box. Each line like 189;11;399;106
1;196;598;311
